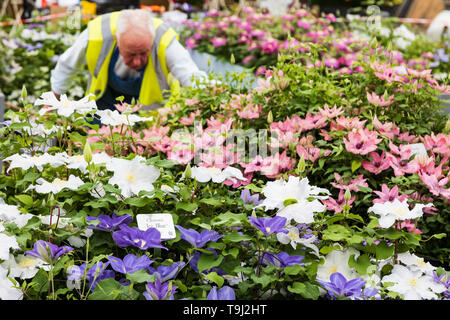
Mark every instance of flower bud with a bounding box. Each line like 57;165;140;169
21;85;27;101
297;155;306;173
267;110;273;124
184;163;192;180
444;119;450;133
83;140;92;164
230;53;235;65
344;189;352;201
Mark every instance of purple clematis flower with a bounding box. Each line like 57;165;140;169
67;261;115;291
107;254;153;274
148;261;185;282
143;279;177;300
317;272;366;300
176;225;223;248
85;261;115;291
248;216;288;235
112;225;167;250
262;251;304;268
86;213;132;232
207;286;236;300
25;240;73;264
240;189;263;205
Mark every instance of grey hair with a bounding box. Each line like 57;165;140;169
116;9;155;39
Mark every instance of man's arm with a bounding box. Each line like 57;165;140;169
50;28;89;96
165;38;208;87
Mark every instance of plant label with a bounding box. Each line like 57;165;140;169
136;213;176;240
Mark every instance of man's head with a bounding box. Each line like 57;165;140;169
116;10;155;70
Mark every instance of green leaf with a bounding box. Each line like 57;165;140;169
15;194;33;206
284;264;303;276
200;198;223;206
205;272;224;288
351;160;361;173
197;254;223;273
88;278;121;300
124;197;150;207
125;269;155;283
367;217;379;229
349;254;372;275
322;224;351;241
176;201;198;213
376;240;394;260
288;281;319;299
250;273;275;289
210;211;247;226
222;232;252;243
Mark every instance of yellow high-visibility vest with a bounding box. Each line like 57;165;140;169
85;11;178;106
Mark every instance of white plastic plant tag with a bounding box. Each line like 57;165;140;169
136;213;176;240
406;143;427;157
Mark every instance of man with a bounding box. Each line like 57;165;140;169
50;9;207;111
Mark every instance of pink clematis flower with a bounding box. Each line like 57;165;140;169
386;142;419;176
372;115;399;140
366;92;395;107
240;155;271;174
114;102;142;113
211;37;227;47
323;189;355;214
318;104;344;119
423;133;450;157
373;184;408;204
331;116;366;131
324;57;340;69
398;220;422;234
179;110;201;125
223;172;253;188
236;103;261;119
344;128;382;155
260;151;295;179
418;172;450;200
185;36;197;49
269;130;298;149
330;173;368;193
362;151;391;174
151;136;176;153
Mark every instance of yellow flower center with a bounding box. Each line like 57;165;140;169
327;265;338;277
18;257;37;268
62;100;72;108
409;277;419;287
126;172;136;183
393;207;407;216
52;179;67;186
265;227;271;233
288;231;300;241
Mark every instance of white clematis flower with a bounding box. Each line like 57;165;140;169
36;92;97;117
0;266;23;300
4;153;66;172
96;109;153;126
106;156;160;198
368;199;432;228
189;166;247;184
1;254;47;279
259;176;329;224
382;264;445;300
25;175;85;194
316;247;360;283
0;233;20;261
0;203;33;229
397;252;437;275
